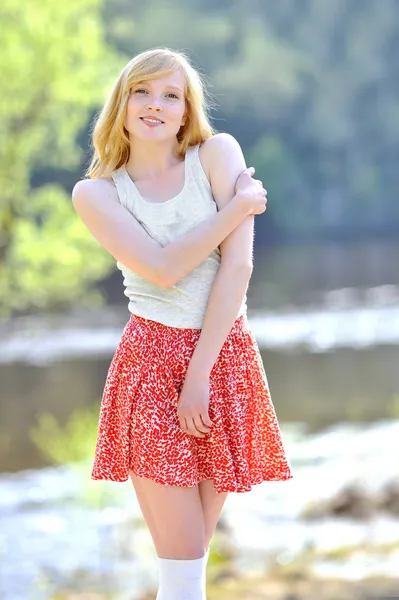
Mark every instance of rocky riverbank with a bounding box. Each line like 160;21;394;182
205;574;399;600
51;573;399;600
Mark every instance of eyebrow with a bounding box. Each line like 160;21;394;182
135;82;183;92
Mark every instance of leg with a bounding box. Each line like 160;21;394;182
130;472;206;558
130;472;208;599
198;480;229;549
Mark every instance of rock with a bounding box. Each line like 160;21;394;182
303;485;376;520
378;481;399;515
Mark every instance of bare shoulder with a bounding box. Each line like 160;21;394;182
201;132;241;154
199;133;245;182
72;177;118;210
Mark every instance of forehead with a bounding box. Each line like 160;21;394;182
139;70;185;91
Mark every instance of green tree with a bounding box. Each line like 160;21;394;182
0;0;120;314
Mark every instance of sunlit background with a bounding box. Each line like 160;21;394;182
1;0;399;598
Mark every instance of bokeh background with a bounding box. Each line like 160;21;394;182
1;0;399;598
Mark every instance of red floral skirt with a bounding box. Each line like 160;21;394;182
91;313;293;493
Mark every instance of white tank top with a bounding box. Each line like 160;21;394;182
111;143;248;328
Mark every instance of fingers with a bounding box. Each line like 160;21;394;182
252;180;267;196
251;192;268;215
183;417;205;438
180;414;213;438
200;413;213;428
239;166;255;179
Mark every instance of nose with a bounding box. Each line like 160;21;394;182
146;97;163;112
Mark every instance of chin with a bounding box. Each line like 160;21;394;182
132;129;179;142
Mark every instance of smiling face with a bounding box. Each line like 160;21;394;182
125;70;187;143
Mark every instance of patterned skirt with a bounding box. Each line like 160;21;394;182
91;313;293;493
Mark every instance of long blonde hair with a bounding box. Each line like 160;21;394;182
86;48;217;179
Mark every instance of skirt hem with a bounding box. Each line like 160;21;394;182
90;469;294;494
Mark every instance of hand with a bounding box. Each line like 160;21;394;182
177;371;214;438
234;167;268;216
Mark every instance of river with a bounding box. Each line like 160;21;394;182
0;240;399;599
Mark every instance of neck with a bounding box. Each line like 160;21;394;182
126;137;182;180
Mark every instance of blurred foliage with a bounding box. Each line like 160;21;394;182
0;185;111;312
0;0;119;316
30;402;126;508
1;0;398;315
389;394;399;419
30;403;100;465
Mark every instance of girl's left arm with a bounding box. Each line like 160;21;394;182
186;133;256;378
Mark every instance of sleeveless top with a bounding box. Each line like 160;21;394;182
110;144;248;329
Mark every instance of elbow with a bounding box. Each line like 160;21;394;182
221;261;253;279
124;253;170;288
236;262;253;282
153;253;175;288
151;266;171;288
159;272;176;288
157;276;173;289
240;261;253;276
153;274;170;288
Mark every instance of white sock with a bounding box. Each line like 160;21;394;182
156;546;210;600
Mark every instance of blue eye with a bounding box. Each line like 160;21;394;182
133;89;179;99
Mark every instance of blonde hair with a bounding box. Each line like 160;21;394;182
86;48;217;179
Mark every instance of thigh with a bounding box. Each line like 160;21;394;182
198;480;229;548
130;471;206;559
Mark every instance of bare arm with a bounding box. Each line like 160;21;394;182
185;133;259;376
71;172;254;288
174;132;267;438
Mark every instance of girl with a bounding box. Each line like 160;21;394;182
72;47;292;600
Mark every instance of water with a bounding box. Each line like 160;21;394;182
1;240;399;598
1;239;399;471
1;307;399;470
1;420;398;599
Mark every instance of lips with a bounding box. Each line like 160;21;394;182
140;116;164;124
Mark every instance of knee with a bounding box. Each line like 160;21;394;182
158;549;207;560
158;541;207;560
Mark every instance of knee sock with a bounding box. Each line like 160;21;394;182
156;546;210;600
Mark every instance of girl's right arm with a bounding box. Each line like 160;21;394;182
72;166;266;289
